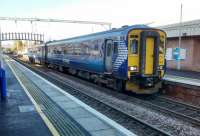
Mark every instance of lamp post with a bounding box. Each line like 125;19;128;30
177;3;183;70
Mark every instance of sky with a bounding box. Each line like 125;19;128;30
0;0;200;42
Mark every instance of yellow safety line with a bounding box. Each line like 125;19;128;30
6;57;60;136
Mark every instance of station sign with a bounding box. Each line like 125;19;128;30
173;48;180;60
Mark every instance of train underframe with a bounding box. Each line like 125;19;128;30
33;59;162;94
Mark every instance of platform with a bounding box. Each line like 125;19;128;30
0;57;52;136
166;69;200;80
164;70;200;87
2;56;136;136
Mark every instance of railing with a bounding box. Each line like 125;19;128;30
0;32;44;43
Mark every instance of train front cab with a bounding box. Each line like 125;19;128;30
126;29;166;94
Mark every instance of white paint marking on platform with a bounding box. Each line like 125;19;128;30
12;57;137;136
7;89;22;92
18;105;35;113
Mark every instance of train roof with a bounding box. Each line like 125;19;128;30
46;24;150;46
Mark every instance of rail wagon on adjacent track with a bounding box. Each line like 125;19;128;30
28;25;166;94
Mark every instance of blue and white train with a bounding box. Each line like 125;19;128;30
28;25;166;94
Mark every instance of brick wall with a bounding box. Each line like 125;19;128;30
166;36;200;72
193;38;200;71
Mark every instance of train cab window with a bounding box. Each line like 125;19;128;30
130;40;138;54
113;42;118;54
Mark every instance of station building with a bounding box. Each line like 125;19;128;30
159;19;200;72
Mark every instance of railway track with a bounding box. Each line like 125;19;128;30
12;57;171;136
45;59;200;128
138;95;200;126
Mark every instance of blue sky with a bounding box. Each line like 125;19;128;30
1;0;200;25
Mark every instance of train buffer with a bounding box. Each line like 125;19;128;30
0;56;136;136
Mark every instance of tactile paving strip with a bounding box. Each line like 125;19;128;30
9;60;91;136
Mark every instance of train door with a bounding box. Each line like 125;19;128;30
140;31;160;75
145;37;154;74
105;39;113;73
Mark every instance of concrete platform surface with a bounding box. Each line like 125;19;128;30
0;58;52;136
164;74;200;87
165;69;200;87
3;56;136;136
166;69;200;80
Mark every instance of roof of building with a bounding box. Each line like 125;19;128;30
159;19;200;38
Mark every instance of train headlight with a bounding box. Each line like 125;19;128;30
129;66;137;71
158;65;163;70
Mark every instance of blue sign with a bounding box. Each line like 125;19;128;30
173;48;180;60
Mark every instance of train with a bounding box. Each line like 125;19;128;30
28;25;166;94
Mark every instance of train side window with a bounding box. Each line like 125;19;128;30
113;42;118;54
63;49;66;54
130;40;138;54
53;49;57;54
